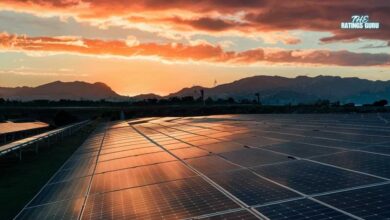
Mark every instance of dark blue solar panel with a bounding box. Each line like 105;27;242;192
28;177;90;207
220;148;292;167
256;199;353;220
198;141;247;154
16;198;84;220
185;155;241;175
301;137;366;149
313;151;390;178
316;184;390;219
199;210;259;219
208;170;300;206
360;145;390;155
262;142;342;158
253;160;383;194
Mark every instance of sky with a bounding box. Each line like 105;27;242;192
0;0;389;96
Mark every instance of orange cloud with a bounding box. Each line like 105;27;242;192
1;0;389;43
1;33;389;66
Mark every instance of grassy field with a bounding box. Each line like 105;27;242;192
0;121;97;220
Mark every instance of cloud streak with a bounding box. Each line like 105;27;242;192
0;0;389;43
1;33;389;66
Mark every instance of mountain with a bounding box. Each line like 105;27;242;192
2;75;390;104
0;81;125;101
167;75;390;105
132;93;162;101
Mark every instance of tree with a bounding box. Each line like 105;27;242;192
146;98;158;104
314;99;330;107
343;103;355;107
205;97;214;105
54;110;78;126
169;97;180;103
240;98;251;104
331;101;340;107
181;96;194;103
227;97;236;104
372;99;388;106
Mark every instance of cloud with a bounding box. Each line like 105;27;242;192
165;17;247;32
125;35;139;47
359;42;390;49
0;33;389;66
1;0;389;43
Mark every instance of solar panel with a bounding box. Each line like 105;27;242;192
198;210;259;219
232;136;284;147
98;146;163;162
101;140;152;149
163;142;192;150
16;198;84;220
28;177;90;207
99;143;156;155
82;177;240;220
301;137;366;149
62;156;97;170
198;141;247;154
17;115;390;220
170;147;210;159
220;148;292;167
261;142;343;158
255;199;353;220
257;132;302;142
72;150;100;159
50;164;95;184
154;139;183;145
316;183;390;219
360;145;390;155
94;151;177;173
208;170;300;206
313;151;390;178
187;138;221;146
181;135;209;142
185;155;242;175
90;161;197;194
74;147;100;155
253;160;383;194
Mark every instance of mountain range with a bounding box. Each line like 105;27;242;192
168;75;390;105
0;81;123;101
1;75;390;104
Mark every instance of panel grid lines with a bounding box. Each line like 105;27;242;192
16;115;390;220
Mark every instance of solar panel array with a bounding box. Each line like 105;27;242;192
16;114;390;219
0;121;49;135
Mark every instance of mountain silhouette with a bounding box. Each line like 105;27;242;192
1;76;390;104
0;81;123;101
167;75;390;105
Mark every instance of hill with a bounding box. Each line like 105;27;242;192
167;75;390;105
0;81;124;101
2;75;390;104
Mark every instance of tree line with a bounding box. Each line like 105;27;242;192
0;97;388;107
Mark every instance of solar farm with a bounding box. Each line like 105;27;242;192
14;114;390;219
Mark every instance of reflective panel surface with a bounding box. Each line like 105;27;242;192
16;115;390;219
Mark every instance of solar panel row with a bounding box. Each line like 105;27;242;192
15;114;390;219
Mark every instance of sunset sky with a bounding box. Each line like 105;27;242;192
0;0;389;96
